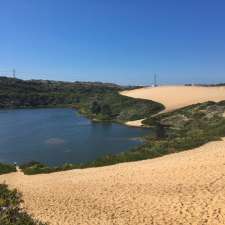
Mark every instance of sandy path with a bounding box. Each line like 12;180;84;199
121;85;225;126
1;138;225;225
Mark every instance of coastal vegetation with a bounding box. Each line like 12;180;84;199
0;163;16;175
0;77;164;123
20;101;225;175
0;183;46;225
1;77;225;175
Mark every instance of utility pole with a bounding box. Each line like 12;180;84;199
154;73;157;87
13;68;16;78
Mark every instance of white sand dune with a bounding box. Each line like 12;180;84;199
1;139;225;225
121;85;225;126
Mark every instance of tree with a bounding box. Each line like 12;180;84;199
91;101;101;114
101;104;112;117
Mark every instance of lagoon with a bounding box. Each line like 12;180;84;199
0;108;149;166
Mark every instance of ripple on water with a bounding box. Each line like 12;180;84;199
45;138;66;145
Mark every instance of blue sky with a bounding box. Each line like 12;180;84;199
0;0;225;85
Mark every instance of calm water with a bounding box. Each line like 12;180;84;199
0;108;149;166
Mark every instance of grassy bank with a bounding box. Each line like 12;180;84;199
19;101;225;175
0;183;46;225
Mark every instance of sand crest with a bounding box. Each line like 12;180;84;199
1;138;225;225
121;85;225;126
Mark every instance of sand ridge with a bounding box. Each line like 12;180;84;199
1;139;225;225
121;85;225;126
121;85;225;111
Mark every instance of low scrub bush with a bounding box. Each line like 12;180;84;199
0;163;16;175
0;183;46;225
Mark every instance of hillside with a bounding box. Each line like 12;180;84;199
0;77;163;123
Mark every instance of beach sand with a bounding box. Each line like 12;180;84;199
121;85;225;126
1;138;225;225
125;119;144;127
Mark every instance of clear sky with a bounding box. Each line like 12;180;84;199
0;0;225;85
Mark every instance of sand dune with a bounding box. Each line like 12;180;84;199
121;85;225;126
121;86;225;112
1;139;225;225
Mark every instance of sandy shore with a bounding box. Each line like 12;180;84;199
125;119;144;127
1;138;225;225
121;85;225;126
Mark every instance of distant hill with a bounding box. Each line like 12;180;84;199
185;83;225;86
0;77;163;123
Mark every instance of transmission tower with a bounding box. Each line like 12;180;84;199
13;68;16;78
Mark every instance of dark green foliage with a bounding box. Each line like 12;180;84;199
101;104;112;117
155;122;167;139
0;163;16;175
0;184;46;225
19;161;43;170
20;162;80;175
0;77;163;122
91;101;101;114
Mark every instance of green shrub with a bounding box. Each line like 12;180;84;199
0;163;16;175
0;183;47;225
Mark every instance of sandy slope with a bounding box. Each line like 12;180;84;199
121;85;225;126
1;138;225;225
121;86;225;112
